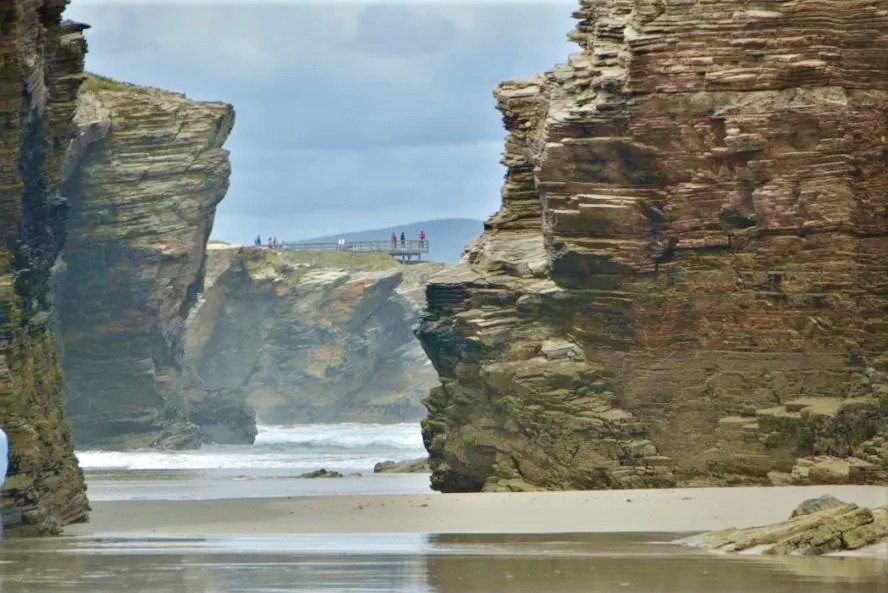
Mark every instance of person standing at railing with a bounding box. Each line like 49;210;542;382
418;230;426;248
400;231;405;248
391;232;397;249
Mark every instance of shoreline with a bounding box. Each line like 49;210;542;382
66;485;887;543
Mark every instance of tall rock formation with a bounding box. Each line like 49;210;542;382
0;1;89;533
418;0;888;492
183;247;442;440
54;78;234;449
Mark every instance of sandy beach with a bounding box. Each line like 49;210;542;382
7;483;883;592
67;484;888;538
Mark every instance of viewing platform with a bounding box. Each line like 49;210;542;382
280;240;430;263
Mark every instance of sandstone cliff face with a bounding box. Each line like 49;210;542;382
0;1;89;533
54;79;234;449
183;248;442;439
419;0;888;492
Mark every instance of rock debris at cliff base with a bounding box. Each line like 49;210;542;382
417;0;888;493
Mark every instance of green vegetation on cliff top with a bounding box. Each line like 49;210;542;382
81;73;133;92
214;245;402;272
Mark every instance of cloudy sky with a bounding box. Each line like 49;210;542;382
67;1;576;243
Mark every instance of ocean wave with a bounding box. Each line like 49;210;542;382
254;422;423;450
75;423;426;470
74;450;423;470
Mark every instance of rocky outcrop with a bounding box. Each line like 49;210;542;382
183;247;442;438
298;469;343;479
418;1;888;492
0;1;90;534
53;77;234;449
684;495;888;556
373;457;430;473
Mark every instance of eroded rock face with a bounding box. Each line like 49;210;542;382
418;0;888;492
0;1;90;534
54;79;234;449
183;247;442;437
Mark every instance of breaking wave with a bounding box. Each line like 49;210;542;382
76;423;425;471
255;422;423;449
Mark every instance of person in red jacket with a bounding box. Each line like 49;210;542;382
418;230;426;248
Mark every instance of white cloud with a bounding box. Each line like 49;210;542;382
64;1;575;244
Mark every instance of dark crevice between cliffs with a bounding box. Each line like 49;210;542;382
16;91;62;318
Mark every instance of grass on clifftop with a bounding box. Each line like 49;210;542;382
276;250;400;271
82;73;133;92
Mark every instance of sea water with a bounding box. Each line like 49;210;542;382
77;423;425;472
75;423;432;501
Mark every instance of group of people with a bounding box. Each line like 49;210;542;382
390;230;426;248
255;235;280;249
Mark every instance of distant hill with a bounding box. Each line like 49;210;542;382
294;218;483;264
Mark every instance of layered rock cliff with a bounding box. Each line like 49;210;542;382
0;1;89;533
183;247;442;439
418;0;888;492
54;78;234;449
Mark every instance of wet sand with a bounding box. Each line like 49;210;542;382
68;484;888;542
6;531;887;593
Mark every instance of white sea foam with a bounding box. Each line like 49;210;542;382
76;423;426;471
255;422;423;449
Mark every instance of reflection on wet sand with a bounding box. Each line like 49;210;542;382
426;534;888;593
1;532;885;593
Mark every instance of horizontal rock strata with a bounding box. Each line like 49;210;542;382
683;495;888;556
0;1;90;534
54;78;234;449
418;0;888;492
183;248;443;437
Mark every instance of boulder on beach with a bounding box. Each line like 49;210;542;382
681;496;888;556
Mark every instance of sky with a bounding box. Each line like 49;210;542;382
66;1;577;243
